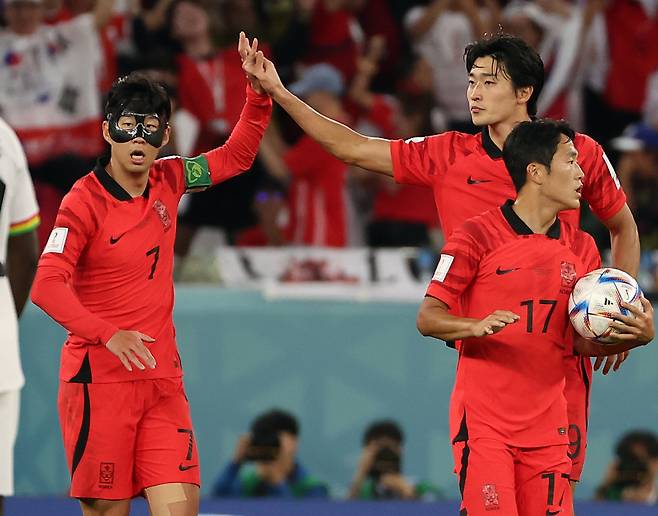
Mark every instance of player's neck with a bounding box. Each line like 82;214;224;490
488;113;532;150
106;159;149;198
511;196;558;235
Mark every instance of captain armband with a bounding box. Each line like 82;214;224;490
182;155;212;192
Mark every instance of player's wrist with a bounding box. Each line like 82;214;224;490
100;326;121;346
246;83;272;103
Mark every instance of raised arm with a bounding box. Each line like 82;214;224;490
406;0;450;41
94;0;115;30
243;50;394;176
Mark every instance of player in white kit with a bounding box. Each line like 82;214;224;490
0;116;40;515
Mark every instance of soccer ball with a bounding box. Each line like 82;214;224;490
568;268;643;343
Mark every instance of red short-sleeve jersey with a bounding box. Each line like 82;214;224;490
32;87;272;383
426;202;601;447
390;128;627;238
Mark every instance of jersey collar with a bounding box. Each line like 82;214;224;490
93;161;149;201
481;127;503;160
500;200;561;239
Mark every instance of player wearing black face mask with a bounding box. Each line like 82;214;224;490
107;111;167;148
30;37;273;516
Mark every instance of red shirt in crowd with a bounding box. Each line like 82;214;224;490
605;0;658;113
177;48;252;155
426;202;601;446
304;0;360;82
283;136;348;247
30;87;272;383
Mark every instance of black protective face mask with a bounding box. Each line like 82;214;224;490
108;112;166;147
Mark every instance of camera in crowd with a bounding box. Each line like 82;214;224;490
244;409;299;463
597;429;658;502
245;428;281;462
368;445;402;480
611;430;658;491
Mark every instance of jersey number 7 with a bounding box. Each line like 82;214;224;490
146;246;160;280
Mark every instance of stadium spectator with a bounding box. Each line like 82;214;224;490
50;0;132;93
347;44;438;247
349;419;442;500
643;70;658;128
352;0;403;92
212;409;328;498
170;0;275;256
612;123;658;248
260;0;316;84
0;117;40;516
404;0;499;132
258;63;351;247
596;430;658;504
301;0;362;83
592;0;658;148
0;0;115;246
501;0;604;127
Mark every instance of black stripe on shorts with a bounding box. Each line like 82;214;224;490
71;383;91;477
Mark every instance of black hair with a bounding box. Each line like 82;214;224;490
503;118;575;192
616;430;658;461
104;71;172;123
250;409;299;436
363;419;404;446
464;33;544;116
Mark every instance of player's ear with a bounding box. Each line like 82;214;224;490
160;125;171;148
516;86;533;106
102;120;112;145
526;162;544;185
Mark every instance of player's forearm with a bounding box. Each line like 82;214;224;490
94;0;115;30
574;335;647;357
31;266;119;345
408;0;447;40
608;210;640;277
417;306;479;341
272;87;393;175
205;86;272;183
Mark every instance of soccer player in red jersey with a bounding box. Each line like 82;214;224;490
242;34;640;489
415;119;654;516
30;34;271;516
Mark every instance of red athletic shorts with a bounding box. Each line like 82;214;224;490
563;354;591;482
452;437;573;516
58;377;200;499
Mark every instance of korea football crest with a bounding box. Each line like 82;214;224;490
560;261;577;287
153;199;172;232
482;484;500;510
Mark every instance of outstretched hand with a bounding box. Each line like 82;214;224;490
241;47;285;98
470;310;520;337
238;31;265;95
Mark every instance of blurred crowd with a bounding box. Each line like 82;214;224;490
210;409;444;500
205;408;658;503
1;0;657;257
